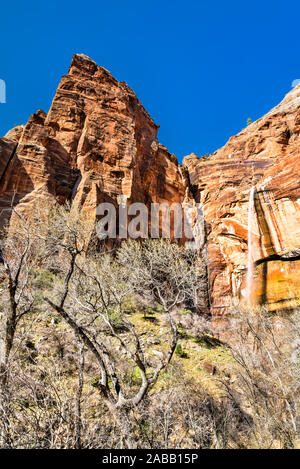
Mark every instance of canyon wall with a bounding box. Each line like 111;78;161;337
0;54;187;227
1;54;300;313
183;84;300;313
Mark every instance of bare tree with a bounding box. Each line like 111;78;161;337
133;364;249;449
0;208;45;446
41;220;205;448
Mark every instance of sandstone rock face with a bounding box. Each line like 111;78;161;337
183;84;300;313
4;125;25;143
0;54;187;229
1;54;300;314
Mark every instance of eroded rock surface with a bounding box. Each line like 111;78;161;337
0;54;188;241
183;84;300;312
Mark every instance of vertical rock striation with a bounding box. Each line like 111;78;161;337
0;54;187;228
183;83;300;313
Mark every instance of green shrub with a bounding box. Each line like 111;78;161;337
32;269;56;288
108;310;126;332
131;366;142;386
175;343;188;358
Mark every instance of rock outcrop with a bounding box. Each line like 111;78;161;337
183;84;300;313
1;54;300;314
0;54;187;228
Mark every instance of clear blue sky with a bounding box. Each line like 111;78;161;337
0;0;299;161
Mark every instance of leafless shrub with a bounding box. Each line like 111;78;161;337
133;365;251;449
40;214;206;448
2;204;298;449
223;304;300;448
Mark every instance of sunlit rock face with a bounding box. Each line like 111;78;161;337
183;84;300;313
1;54;300;314
0;54;187;228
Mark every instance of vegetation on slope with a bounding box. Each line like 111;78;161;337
0;205;299;449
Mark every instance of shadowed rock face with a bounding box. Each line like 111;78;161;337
1;54;300;313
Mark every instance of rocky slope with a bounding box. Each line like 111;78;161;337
1;54;300;314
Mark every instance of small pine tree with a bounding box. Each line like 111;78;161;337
247;117;253;126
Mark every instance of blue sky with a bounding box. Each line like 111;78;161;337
0;0;299;161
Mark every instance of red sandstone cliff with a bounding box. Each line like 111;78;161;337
0;54;187;226
1;54;300;313
183;83;300;313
